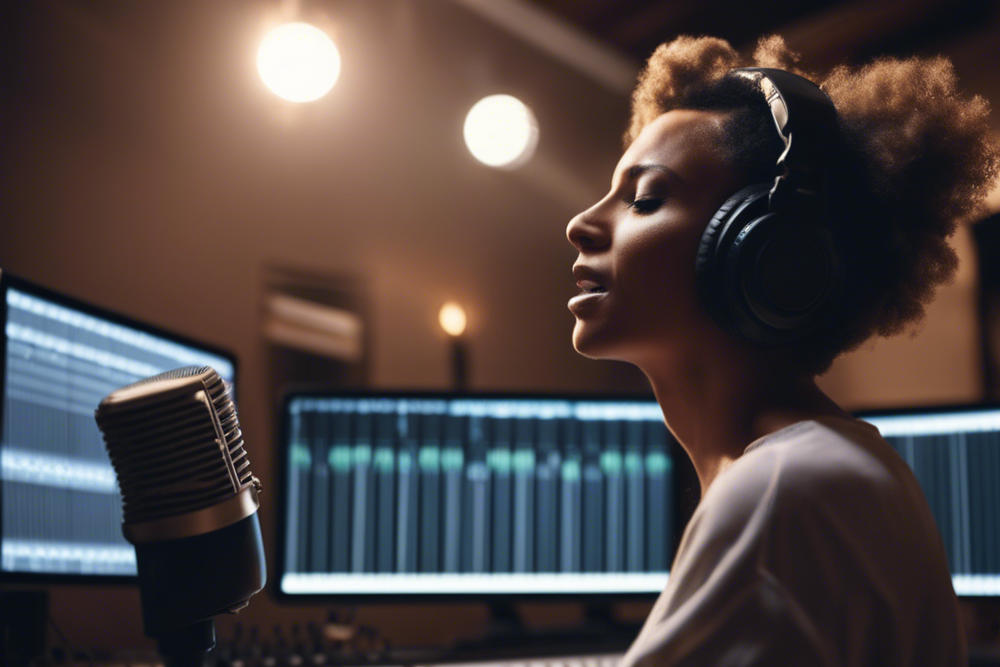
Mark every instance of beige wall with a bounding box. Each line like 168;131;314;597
819;223;986;409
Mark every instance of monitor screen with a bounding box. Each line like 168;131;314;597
0;272;236;580
859;405;1000;597
277;393;682;598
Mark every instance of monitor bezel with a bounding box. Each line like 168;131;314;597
853;402;1000;421
273;387;696;604
0;269;239;586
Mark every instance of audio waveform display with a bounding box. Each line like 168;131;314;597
0;284;235;577
279;397;675;595
862;409;1000;596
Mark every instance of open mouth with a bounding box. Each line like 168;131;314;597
568;275;608;314
577;280;607;295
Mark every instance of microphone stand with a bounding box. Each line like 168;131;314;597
158;619;216;667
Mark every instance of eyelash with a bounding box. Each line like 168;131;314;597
625;196;663;214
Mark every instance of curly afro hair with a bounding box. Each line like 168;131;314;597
626;35;1000;374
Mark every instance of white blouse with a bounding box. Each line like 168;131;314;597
622;417;965;666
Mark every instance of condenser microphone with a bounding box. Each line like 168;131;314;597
95;366;266;665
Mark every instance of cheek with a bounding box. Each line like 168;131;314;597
616;224;702;312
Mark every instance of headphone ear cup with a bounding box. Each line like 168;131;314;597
695;184;771;328
733;216;840;337
696;183;840;344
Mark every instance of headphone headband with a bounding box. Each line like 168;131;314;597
695;67;843;345
728;68;837;210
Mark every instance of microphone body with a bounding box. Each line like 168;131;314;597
95;366;265;662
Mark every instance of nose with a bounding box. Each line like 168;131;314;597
566;203;610;252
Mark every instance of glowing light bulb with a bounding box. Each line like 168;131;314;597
463;94;539;169
257;22;340;103
439;302;468;337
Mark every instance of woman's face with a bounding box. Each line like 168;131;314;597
566;109;741;363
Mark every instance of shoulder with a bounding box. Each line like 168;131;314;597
644;417;963;666
714;417;900;506
693;417;909;548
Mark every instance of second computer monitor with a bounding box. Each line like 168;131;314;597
0;272;237;580
276;395;1000;601
859;405;1000;597
277;393;681;598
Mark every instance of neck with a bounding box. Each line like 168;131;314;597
638;344;848;496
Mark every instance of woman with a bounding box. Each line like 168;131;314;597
566;36;998;665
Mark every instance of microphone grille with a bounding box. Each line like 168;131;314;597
95;366;254;526
122;364;215;388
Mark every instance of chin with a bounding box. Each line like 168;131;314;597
571;321;622;360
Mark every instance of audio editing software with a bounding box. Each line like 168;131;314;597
0;285;235;576
280;397;675;595
864;409;1000;596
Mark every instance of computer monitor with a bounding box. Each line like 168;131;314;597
0;271;236;581
276;392;688;600
858;405;1000;597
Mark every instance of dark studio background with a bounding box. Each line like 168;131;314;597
2;0;1000;653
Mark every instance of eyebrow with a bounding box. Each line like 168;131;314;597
625;163;684;185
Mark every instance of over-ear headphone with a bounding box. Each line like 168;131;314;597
694;67;842;345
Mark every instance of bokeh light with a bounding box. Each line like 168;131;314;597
463;94;539;169
439;302;468;337
257;22;341;103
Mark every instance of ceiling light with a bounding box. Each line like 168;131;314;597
257;22;341;103
463;95;539;169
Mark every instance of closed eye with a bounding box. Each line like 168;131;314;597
625;197;663;214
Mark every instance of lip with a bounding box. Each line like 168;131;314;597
569;264;610;316
568;290;607;316
572;264;609;287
